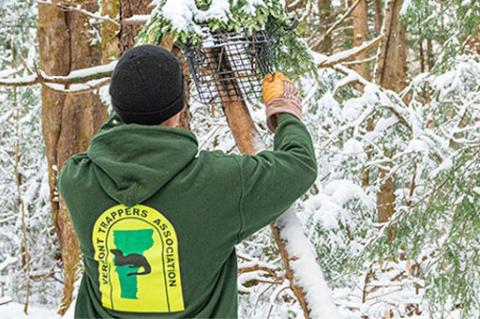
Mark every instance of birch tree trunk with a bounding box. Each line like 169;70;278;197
38;1;108;314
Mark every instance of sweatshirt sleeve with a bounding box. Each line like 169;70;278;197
233;113;318;242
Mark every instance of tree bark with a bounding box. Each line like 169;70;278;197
101;0;120;63
426;39;434;71
419;37;425;73
38;1;108;314
372;0;406;234
374;0;407;92
315;0;334;54
350;0;371;80
374;0;383;35
349;0;373;186
119;0;151;54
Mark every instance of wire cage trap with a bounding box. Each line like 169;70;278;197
184;27;276;105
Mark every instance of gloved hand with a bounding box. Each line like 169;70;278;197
262;72;303;132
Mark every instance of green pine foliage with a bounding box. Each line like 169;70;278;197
403;0;480;72
136;0;316;79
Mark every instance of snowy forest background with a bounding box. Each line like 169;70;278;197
0;0;479;318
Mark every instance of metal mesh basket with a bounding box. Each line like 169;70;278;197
184;28;275;105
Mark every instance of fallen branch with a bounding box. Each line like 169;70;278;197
317;35;383;68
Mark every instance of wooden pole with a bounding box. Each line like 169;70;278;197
204;46;313;318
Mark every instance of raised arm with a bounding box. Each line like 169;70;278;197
233;73;318;241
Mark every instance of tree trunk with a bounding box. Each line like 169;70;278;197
377;150;395;241
350;0;371;80
426;39;434;71
349;0;373;186
101;0;120;63
372;0;406;233
419;37;425;73
374;0;383;35
315;0;334;54
38;1;108;314
374;0;407;92
119;0;151;54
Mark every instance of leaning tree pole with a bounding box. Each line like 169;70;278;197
204;46;318;317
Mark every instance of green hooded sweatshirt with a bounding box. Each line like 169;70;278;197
58;112;317;319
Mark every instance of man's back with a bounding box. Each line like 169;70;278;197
58;112;317;318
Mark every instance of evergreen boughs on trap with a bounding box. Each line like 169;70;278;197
138;0;314;102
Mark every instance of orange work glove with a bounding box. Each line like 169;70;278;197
262;72;303;132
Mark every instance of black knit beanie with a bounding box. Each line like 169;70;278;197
109;45;184;125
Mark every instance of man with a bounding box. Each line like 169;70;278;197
58;45;317;319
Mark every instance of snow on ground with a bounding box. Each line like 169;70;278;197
0;302;73;319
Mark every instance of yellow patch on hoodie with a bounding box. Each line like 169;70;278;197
92;204;185;313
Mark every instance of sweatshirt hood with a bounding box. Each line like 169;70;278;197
87;113;198;207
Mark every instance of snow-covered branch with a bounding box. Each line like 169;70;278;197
125;14;151;26
0;61;116;88
316;35;383;68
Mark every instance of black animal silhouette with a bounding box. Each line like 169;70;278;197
110;249;151;276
